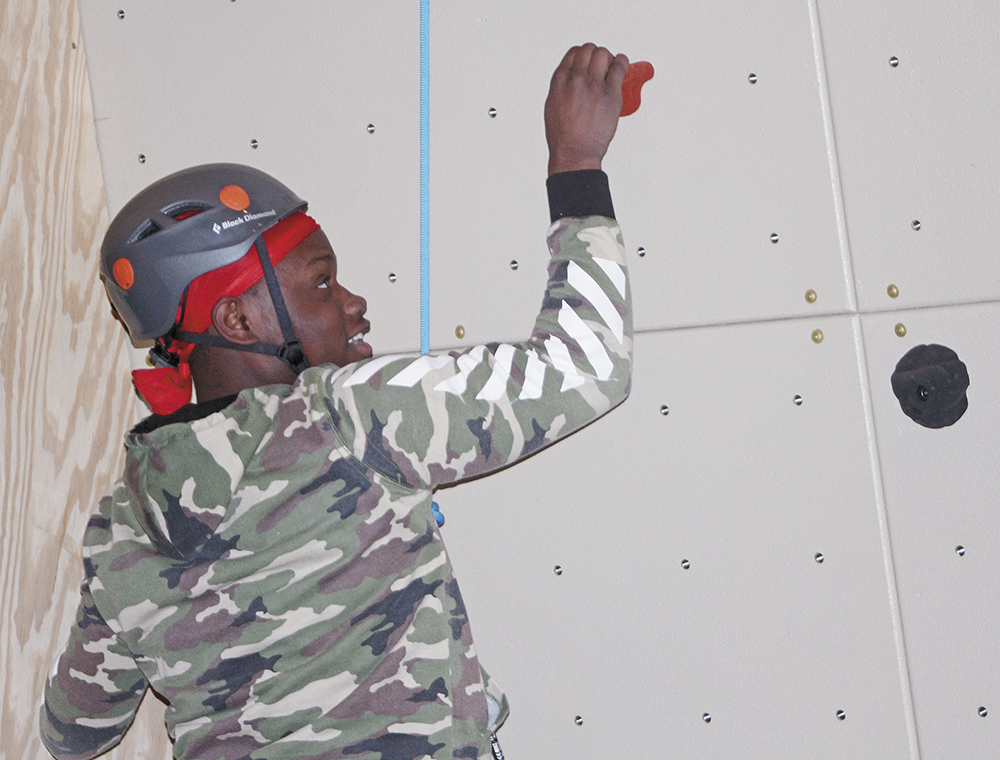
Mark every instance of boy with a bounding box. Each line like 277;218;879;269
41;44;633;760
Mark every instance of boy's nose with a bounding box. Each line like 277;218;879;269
344;290;367;317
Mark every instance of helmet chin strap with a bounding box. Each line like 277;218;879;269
172;233;310;374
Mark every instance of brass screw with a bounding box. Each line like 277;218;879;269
805;289;817;303
887;284;899;298
455;325;465;339
811;329;824;344
895;323;907;338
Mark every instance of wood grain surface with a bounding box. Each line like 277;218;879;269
0;1;170;757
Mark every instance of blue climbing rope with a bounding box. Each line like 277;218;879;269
420;0;430;354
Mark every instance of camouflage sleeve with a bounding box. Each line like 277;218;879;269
40;575;147;760
324;215;632;488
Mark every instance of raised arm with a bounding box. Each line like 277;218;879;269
323;45;634;490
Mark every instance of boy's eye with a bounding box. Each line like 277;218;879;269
318;277;330;289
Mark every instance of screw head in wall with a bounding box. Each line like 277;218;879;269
367;124;375;134
770;233;779;243
388;273;396;283
890;56;899;67
748;73;758;84
117;9;125;18
489;107;497;118
837;710;846;721
681;559;690;570
815;552;824;563
979;706;988;717
911;219;921;231
637;246;646;257
509;260;518;270
702;713;712;723
574;716;584;726
138;154;146;163
887;284;899;298
660;405;669;416
956;545;966;556
895;323;907;338
554;565;563;576
812;329;824;344
805;289;817;303
455;325;465;339
250;139;258;149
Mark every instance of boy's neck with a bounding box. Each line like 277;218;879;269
191;346;296;404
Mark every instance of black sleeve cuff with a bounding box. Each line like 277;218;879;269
546;169;615;223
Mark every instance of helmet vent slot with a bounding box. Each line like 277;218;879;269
126;203;210;244
129;219;161;243
164;201;211;219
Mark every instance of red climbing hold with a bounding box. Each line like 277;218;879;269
621;61;654;117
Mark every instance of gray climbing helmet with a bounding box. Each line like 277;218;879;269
101;163;307;341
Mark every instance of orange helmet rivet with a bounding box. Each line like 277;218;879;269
219;184;250;211
113;258;135;289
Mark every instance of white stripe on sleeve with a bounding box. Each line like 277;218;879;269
593;257;626;299
544;336;586;392
557;302;613;380
342;355;405;387
519;349;546;400
567;261;623;343
387;354;454;387
475;344;516;401
434;346;486;395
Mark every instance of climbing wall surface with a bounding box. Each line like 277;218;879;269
3;0;985;758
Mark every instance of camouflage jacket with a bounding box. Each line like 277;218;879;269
41;213;632;760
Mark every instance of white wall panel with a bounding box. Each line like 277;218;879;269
429;0;852;349
818;0;1000;313
78;1;422;355
441;318;914;759
862;305;1000;759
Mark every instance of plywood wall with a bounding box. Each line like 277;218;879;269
0;1;170;757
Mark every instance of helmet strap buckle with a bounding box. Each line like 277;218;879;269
277;339;308;374
149;339;180;369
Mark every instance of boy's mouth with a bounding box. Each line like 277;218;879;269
348;325;373;358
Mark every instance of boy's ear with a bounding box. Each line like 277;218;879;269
210;295;261;346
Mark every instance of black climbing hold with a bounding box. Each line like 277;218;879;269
891;344;969;428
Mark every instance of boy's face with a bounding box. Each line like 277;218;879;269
260;228;372;370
